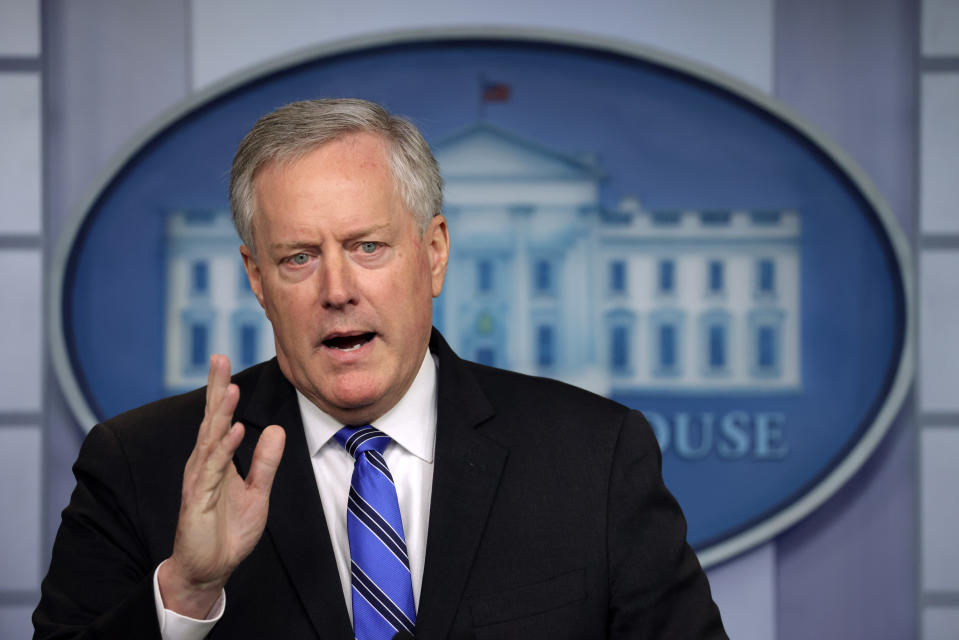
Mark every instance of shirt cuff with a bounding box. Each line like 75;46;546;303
153;561;225;640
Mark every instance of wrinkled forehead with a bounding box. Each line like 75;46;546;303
260;130;394;181
251;132;404;206
248;134;417;239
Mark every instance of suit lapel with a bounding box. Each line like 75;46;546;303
234;361;353;639
416;332;508;640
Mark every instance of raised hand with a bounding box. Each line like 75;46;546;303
158;354;286;618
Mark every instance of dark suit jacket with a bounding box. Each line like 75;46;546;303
35;330;726;639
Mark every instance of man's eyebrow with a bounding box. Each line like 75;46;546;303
270;241;322;253
341;222;391;240
268;224;393;252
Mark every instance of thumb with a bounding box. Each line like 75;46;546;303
247;425;286;493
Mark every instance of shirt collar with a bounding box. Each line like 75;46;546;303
297;349;437;463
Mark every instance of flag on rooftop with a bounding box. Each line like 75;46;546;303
482;81;511;102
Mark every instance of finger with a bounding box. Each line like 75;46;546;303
246;425;286;495
201;421;246;485
203;354;220;412
197;382;240;453
199;355;228;449
204;354;232;420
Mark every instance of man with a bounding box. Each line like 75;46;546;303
35;99;727;639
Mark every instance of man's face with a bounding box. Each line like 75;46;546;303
241;132;449;425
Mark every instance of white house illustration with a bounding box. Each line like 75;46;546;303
163;209;273;392
163;123;801;395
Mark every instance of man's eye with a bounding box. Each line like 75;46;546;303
291;253;309;265
360;242;379;254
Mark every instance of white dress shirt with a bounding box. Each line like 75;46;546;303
153;351;437;639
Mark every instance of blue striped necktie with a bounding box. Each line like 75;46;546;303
334;425;416;640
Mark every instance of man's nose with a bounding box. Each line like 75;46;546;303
321;252;357;309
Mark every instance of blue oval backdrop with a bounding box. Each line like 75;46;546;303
54;33;912;566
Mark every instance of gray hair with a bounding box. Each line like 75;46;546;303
229;98;443;255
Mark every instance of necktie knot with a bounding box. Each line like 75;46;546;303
335;424;391;460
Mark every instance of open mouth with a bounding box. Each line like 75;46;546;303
323;332;375;352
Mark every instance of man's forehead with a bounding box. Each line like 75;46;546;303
249;141;417;238
251;134;396;200
271;131;390;171
249;172;417;249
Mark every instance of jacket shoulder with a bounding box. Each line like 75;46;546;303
461;362;646;458
466;361;630;419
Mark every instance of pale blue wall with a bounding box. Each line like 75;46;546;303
773;0;918;637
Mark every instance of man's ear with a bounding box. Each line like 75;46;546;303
426;215;450;298
240;245;267;311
